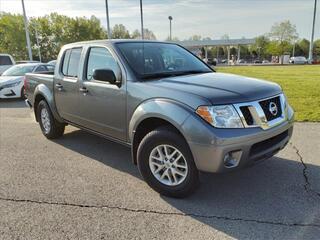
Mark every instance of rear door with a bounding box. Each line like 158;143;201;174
77;46;127;141
54;47;83;124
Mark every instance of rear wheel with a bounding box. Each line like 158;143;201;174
37;100;65;139
137;127;199;198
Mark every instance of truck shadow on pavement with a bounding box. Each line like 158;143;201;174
0;99;26;108
54;129;320;239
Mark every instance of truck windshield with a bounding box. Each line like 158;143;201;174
116;42;212;79
2;65;35;76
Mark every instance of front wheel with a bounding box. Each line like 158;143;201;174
37;100;65;139
137;127;199;198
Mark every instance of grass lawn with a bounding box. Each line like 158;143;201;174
216;65;320;122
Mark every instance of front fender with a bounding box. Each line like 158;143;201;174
129;98;194;142
34;84;64;123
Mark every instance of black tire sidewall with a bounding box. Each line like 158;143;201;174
137;128;199;197
20;86;26;100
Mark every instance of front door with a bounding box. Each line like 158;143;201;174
77;46;127;141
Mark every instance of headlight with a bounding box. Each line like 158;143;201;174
196;105;244;128
1;81;21;89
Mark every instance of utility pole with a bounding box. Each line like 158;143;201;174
105;0;112;39
168;16;173;41
35;28;41;62
308;0;317;63
21;0;32;61
140;0;144;39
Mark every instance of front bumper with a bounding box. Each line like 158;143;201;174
182;106;294;173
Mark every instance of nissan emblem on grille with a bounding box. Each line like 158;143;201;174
269;102;278;116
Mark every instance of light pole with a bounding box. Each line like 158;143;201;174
140;0;144;39
308;0;317;63
21;0;32;61
105;0;112;39
168;16;173;41
35;28;42;62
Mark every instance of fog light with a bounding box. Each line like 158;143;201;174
223;150;242;168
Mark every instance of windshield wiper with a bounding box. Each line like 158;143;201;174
141;70;211;80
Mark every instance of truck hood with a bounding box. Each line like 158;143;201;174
146;72;282;105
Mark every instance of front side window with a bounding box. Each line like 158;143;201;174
116;42;212;79
86;47;120;81
61;48;82;77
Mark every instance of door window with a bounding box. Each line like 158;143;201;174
35;65;47;72
61;48;82;78
86;47;120;81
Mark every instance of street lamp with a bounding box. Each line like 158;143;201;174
168;16;173;41
140;0;144;39
21;0;32;61
308;0;318;63
105;0;112;39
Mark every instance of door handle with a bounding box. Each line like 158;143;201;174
55;83;63;91
79;87;88;93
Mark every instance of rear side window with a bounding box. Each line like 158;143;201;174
0;56;13;65
61;48;82;77
47;65;55;72
35;65;47;72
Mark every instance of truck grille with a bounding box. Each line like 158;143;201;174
239;106;254;125
259;96;282;121
235;94;286;130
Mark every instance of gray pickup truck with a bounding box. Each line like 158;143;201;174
25;40;294;197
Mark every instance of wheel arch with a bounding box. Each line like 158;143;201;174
129;99;193;164
33;84;64;123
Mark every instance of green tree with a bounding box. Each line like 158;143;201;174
296;38;310;57
314;39;320;61
268;20;298;62
0;13;28;60
165;36;180;41
112;24;130;39
131;28;156;40
188;35;202;41
252;35;270;59
0;12;107;62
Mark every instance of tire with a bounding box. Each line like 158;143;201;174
137;127;199;198
37;100;65;139
20;86;26;100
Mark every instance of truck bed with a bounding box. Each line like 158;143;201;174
25;72;54;104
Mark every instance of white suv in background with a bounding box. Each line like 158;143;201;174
0;54;15;75
289;56;308;64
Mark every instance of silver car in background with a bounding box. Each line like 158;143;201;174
289;56;308;64
0;63;54;99
0;54;15;75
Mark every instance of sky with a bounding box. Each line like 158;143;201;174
0;0;319;41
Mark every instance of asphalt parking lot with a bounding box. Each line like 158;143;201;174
0;99;319;239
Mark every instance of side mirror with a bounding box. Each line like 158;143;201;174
93;68;117;84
